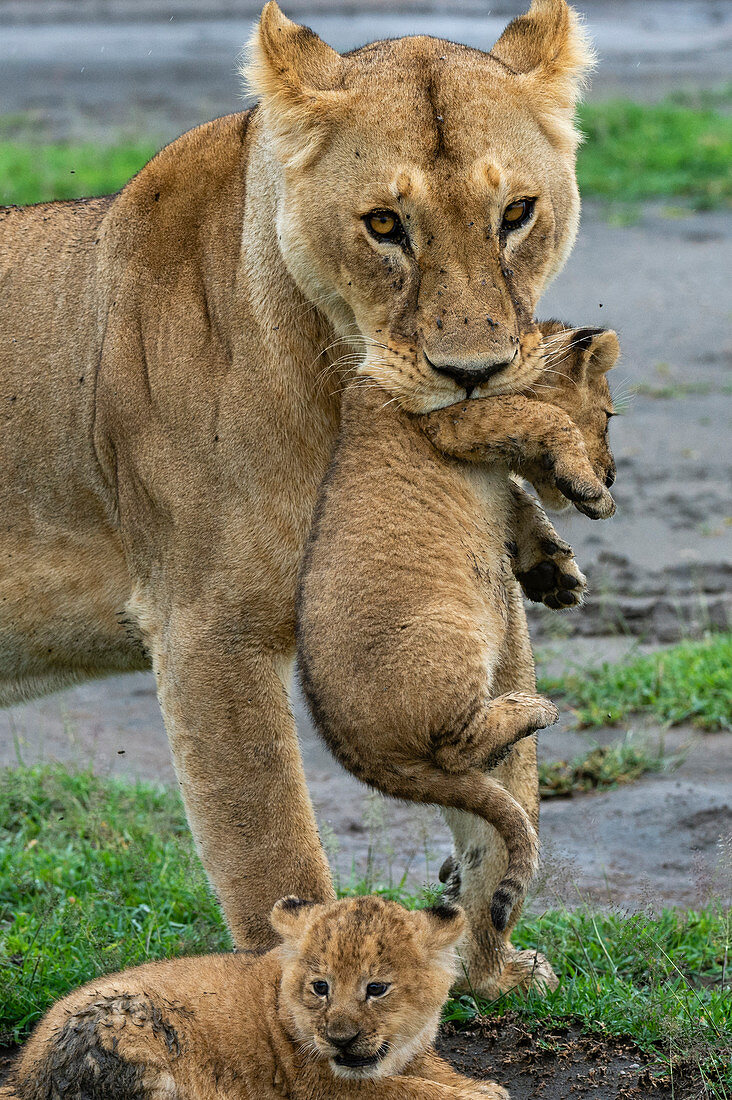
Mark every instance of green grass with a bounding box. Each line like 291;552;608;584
0;94;730;209
0;140;157;207
0;766;229;1041
539;633;732;732
1;765;729;1094
576;94;732;210
538;732;671;798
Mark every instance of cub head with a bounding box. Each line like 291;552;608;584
531;320;620;509
246;0;594;412
271;895;465;1080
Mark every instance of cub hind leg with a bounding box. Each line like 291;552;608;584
430;690;557;774
9;991;191;1100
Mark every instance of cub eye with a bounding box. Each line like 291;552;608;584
502;198;535;232
312;980;329;997
366;982;390;998
365;210;404;243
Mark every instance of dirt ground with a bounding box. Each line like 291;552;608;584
437;1016;678;1100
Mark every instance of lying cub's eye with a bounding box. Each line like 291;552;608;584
365;210;405;243
502;198;535;232
366;982;390;998
312;980;329;997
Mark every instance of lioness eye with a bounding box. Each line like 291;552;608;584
502;199;535;231
366;982;390;998
365;210;404;243
312;980;329;997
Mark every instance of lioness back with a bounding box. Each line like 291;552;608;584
0;114;252;706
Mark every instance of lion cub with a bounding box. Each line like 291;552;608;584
5;897;506;1100
297;324;619;933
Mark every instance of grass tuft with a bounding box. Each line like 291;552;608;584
539;633;732;732
538;732;672;798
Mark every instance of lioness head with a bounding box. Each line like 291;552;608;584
246;0;594;412
531;321;619;510
271;895;465;1080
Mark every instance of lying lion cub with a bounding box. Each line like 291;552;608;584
5;897;506;1100
297;323;619;934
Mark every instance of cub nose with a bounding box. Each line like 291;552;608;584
326;1028;361;1049
426;354;515;393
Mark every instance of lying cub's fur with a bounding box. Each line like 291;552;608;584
297;325;618;933
4;897;507;1100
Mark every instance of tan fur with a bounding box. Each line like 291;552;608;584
3;898;508;1100
0;0;592;992
297;324;617;974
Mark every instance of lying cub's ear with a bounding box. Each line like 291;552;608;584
243;2;349;168
572;328;620;377
490;0;594;146
415;903;467;953
270;896;322;941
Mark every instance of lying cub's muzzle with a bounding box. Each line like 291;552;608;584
332;1041;389;1069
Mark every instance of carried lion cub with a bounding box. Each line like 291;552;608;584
297;323;619;933
4;896;506;1100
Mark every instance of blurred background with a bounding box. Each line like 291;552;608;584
0;3;730;1088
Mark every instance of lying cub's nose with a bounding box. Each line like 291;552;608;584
327;1029;362;1049
426;353;516;393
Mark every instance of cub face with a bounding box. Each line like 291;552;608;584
531;321;619;509
247;0;595;412
271;895;465;1080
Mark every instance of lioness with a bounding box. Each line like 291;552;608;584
4;897;507;1100
298;324;617;947
0;0;594;993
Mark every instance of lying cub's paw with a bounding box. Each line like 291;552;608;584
516;538;587;610
474;1084;510;1100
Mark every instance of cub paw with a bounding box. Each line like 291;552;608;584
516;537;587;610
543;451;616;520
474;1085;511;1100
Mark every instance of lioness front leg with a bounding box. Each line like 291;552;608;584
417;395;615;520
508;481;587;609
133;592;336;951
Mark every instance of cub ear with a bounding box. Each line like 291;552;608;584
415;903;467;953
573;328;620;377
490;0;594;117
270;896;322;942
243;1;349;168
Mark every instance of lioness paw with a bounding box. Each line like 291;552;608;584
516;538;587;610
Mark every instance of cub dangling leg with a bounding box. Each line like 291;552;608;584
508;481;587;610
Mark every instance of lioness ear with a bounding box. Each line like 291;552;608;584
415;903;467;953
491;0;594;124
243;1;348;168
574;328;620;377
270;896;322;941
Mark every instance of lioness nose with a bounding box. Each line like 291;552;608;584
426;353;515;393
327;1029;362;1049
